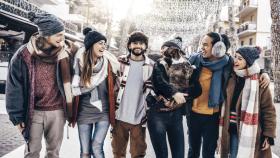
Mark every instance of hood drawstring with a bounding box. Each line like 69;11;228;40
27;141;30;152
67;125;69;139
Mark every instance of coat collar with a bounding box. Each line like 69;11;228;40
118;53;154;66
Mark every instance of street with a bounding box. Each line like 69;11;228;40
0;86;279;157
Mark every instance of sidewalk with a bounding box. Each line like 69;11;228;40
1;124;157;158
0;94;5;114
2;124;279;158
1;92;280;158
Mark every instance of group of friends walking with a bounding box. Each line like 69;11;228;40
5;12;276;158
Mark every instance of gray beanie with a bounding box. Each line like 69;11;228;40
28;12;65;37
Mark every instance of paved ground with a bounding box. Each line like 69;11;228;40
0;114;24;156
0;95;25;157
0;85;280;158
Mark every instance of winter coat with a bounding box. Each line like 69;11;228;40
5;42;78;144
146;57;202;114
115;54;154;123
116;54;154;106
219;73;276;158
71;62;117;126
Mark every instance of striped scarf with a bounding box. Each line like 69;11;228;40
218;62;260;157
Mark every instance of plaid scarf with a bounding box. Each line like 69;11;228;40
218;62;260;157
72;47;119;96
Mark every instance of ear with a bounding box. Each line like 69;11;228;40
128;43;132;50
143;43;148;50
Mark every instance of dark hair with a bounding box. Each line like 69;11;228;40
81;47;94;87
206;32;231;52
127;31;148;50
35;36;47;50
163;47;180;59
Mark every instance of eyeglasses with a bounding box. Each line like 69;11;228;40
98;41;108;48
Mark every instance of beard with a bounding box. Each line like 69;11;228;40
130;48;146;56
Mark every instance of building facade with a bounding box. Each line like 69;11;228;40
236;0;272;68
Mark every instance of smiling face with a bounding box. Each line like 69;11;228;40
128;41;147;56
92;40;107;58
234;52;247;70
45;30;65;48
200;35;216;60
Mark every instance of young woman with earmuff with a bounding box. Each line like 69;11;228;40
186;32;270;158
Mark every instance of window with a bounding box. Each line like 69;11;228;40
249;38;253;45
241;41;244;46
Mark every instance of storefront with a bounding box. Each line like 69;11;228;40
0;1;82;93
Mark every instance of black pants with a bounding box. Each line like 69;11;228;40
187;112;219;158
147;109;184;158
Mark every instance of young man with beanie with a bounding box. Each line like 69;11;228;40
5;12;77;158
187;32;270;158
111;31;154;158
146;37;201;158
217;46;276;158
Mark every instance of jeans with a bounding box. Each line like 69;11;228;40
230;132;239;158
147;109;184;158
187;112;219;158
78;120;110;158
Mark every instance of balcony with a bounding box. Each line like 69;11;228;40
237;21;257;38
236;0;258;18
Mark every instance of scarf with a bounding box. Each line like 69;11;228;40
26;35;74;121
217;62;260;157
235;62;260;158
72;47;120;110
200;55;229;107
30;34;62;63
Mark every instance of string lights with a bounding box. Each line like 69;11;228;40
134;0;230;45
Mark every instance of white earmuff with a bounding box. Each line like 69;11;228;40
212;34;226;58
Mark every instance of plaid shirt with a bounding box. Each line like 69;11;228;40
116;54;154;109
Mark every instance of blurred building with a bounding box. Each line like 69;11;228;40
236;0;272;69
216;4;240;35
0;0;83;93
236;0;271;47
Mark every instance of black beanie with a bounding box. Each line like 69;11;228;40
127;31;148;50
83;27;107;51
28;12;64;37
236;46;261;66
162;36;183;50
